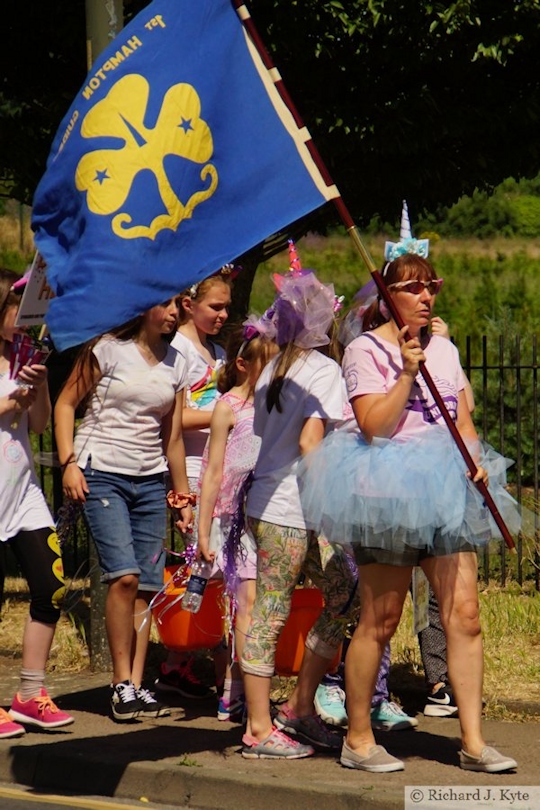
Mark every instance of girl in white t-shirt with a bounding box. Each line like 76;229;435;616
299;253;519;774
156;270;232;698
240;250;358;760
55;297;192;723
0;268;73;738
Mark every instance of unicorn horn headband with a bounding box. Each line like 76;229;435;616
272;239;307;291
288;239;302;274
383;200;430;264
343;200;431;341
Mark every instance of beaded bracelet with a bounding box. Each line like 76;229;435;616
166;490;197;510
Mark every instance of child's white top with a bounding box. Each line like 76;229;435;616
74;337;188;475
343;333;465;440
0;372;53;541
247;350;344;529
171;332;226;479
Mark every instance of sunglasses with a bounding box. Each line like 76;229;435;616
388;278;444;296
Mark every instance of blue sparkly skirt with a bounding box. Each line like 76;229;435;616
297;427;521;554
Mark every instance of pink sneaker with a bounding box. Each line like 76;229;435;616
0;707;25;739
10;688;74;730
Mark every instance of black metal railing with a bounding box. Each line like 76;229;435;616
461;334;539;589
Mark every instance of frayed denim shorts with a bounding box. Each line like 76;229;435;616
82;462;166;591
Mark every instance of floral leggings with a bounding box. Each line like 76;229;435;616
241;518;360;678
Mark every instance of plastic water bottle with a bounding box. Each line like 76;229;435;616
182;559;212;613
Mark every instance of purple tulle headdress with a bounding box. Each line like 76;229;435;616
271;241;336;349
236;304;278;358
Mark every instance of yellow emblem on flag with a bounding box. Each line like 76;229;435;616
75;74;218;240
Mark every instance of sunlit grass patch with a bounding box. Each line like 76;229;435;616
392;582;540;720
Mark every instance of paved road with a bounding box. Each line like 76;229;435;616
0;783;176;810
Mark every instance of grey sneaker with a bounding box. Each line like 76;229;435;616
274;704;342;751
136;687;171;718
460;746;517;773
340;739;404;773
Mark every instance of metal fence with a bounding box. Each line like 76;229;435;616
459;334;539;589
31;334;540;590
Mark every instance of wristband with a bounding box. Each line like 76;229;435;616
166;490;197;510
60;459;78;472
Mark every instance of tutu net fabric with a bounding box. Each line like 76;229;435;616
298;427;521;554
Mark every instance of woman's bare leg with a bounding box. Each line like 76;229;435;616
345;563;412;756
422;551;485;756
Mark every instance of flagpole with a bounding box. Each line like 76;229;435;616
234;0;516;552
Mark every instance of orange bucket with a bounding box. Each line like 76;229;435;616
152;565;225;652
274;587;342;677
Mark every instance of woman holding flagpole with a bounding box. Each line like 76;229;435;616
299;227;521;772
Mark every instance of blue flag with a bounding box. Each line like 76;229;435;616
32;0;339;350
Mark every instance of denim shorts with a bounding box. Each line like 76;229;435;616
82;463;166;591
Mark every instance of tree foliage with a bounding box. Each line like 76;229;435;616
412;173;540;238
2;0;540;226
0;2;87;202
250;0;540;224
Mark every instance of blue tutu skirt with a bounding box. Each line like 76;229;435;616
297;427;521;554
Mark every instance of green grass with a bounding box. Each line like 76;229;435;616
391;584;540;719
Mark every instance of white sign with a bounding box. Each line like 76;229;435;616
15;252;54;327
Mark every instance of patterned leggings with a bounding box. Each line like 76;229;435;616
241;518;359;678
417;584;448;687
7;526;65;624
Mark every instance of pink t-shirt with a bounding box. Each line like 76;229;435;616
342;333;465;441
